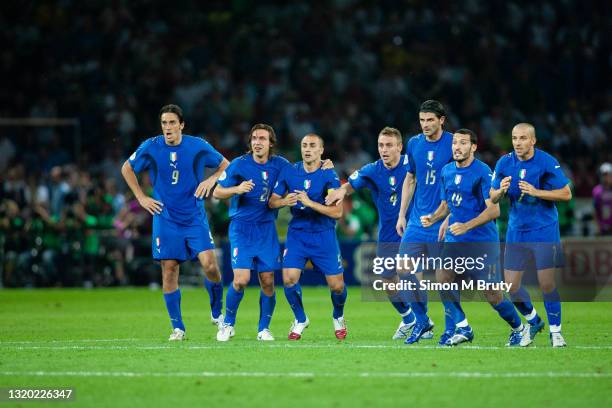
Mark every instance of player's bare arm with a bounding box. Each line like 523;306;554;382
295;189;343;219
438;214;450;241
325;183;354;206
268;192;298;209
421;200;449;227
213;180;255;199
518;182;572;202
449;199;500;236
396;172;415;236
195;158;230;199
490;176;512;203
121;160;163;215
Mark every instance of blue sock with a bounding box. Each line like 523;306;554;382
510;287;540;324
388;292;415;324
258;291;276;332
492;298;522;329
204;278;223;319
403;274;429;324
410;301;429;324
224;284;244;326
543;289;562;328
331;286;348;319
440;289;464;332
163;289;185;331
284;284;307;323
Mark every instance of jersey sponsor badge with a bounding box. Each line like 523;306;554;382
427;151;434;161
262;171;268;180
389;176;396;186
170;152;177;162
519;169;527;179
349;171;359;180
304;180;311;189
454;174;462;184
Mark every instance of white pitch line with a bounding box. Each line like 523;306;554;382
0;371;608;379
3;344;612;351
0;338;143;344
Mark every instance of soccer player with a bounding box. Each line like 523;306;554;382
395;100;455;344
490;123;572;347
422;129;524;346
212;124;289;341
269;134;347;340
325;127;418;339
121;104;229;341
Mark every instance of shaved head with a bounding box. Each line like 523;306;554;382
512;123;536;139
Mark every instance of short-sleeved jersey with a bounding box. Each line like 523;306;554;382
440;159;499;242
128;135;223;226
218;154;290;223
492;149;569;231
405;131;454;237
348;155;408;242
273;162;341;232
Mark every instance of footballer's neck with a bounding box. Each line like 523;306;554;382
383;156;401;170
165;133;183;146
456;155;474;168
253;153;270;165
517;148;535;161
304;160;322;173
426;128;443;142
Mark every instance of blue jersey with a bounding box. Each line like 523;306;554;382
129;135;223;226
440;159;498;242
348;155;409;243
273;162;341;232
218;154;290;223
492;149;569;231
406;131;454;237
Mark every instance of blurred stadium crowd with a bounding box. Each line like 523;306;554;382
0;0;610;286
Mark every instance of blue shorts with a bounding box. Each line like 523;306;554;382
376;241;401;279
283;228;344;275
229;220;281;273
504;222;563;271
152;216;215;262
399;225;442;272
441;241;501;283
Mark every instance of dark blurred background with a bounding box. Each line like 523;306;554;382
0;0;610;287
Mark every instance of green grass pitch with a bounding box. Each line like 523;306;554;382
1;287;610;407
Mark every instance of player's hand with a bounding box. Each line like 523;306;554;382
294;190;314;208
396;217;406;237
321;159;334;169
137;196;164;215
449;222;469;236
194;177;218;199
235;180;255;195
500;176;512;193
438;224;447;242
420;214;434;228
284;193;298;207
518;181;538;198
325;188;345;206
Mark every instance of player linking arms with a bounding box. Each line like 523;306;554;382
213;124;289;341
490;123;572;347
269;134;347;340
326;127;418;339
121;104;229;341
422;129;524;346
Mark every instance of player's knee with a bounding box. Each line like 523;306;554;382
329;280;345;293
539;281;556;294
283;276;298;287
259;274;275;293
484;290;502;305
233;278;248;291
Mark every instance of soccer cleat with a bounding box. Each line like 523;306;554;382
211;313;224;329
404;320;435;345
421;318;435;340
288;318;310;340
448;326;474;346
506;326;523;347
333;316;347;340
216;323;235;342
257;329;275;341
519;318;545;347
438;330;454;346
392;319;416;340
550;332;567;347
168;328;186;341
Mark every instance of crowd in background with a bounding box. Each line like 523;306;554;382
0;0;610;286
